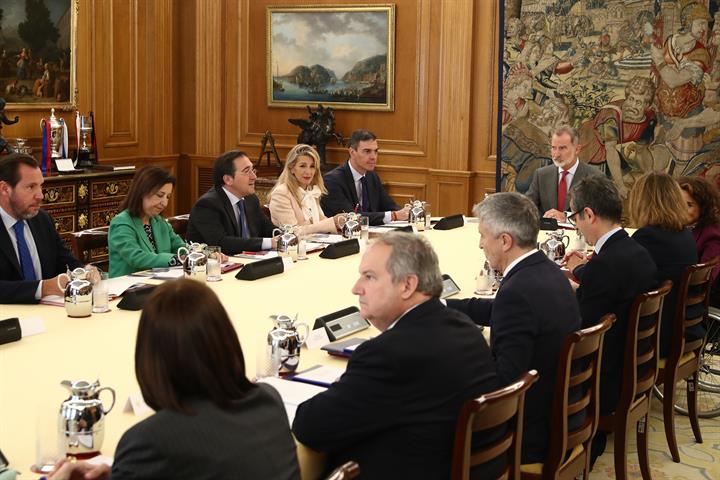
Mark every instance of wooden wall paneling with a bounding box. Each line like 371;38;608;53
429;171;472;216
194;0;225;155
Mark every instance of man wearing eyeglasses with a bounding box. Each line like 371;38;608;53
525;125;602;222
187;151;277;254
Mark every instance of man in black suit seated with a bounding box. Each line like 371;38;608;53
562;175;657;465
0;153;84;304
320;129;409;226
293;232;497;479
447;192;580;465
187;151;277;254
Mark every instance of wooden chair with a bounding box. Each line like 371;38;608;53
656;257;719;462
520;314;615;480
70;226;110;271
262;204;272;219
167;214;189;240
597;280;672;480
325;461;360;480
451;370;539;480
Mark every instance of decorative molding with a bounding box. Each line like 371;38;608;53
107;0;138;146
195;0;224;154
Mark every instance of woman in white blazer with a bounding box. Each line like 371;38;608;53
269;144;345;235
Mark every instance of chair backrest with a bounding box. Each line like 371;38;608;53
167;214;189;240
71;226;110;271
619;280;672;409
262;204;272;219
671;257;720;357
325;461;360;480
545;314;615;474
451;370;539;480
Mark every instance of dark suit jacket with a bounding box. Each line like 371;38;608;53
111;384;300;480
447;251;580;463
632;226;699;356
0;209;82;304
320;161;400;226
187;186;276;254
573;229;657;414
292;298;497;479
525;160;601;213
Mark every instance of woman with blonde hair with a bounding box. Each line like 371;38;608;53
629;172;699;356
268;144;345;235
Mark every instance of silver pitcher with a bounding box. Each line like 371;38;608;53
267;315;309;374
408;200;427;231
177;242;207;281
539;230;570;264
59;379;116;456
273;225;299;261
57;267;93;317
341;212;361;239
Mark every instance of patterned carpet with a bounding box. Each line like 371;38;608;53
592;396;720;479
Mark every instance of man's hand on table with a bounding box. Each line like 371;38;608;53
49;458;111;480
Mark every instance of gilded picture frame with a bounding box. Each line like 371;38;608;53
267;4;395;111
1;0;78;111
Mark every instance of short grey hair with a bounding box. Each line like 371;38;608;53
551;124;579;145
374;232;443;297
473;193;539;248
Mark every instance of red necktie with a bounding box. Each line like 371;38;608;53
557;170;569;211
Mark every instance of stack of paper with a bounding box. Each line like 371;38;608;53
258;376;327;423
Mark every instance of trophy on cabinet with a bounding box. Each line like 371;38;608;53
75;111;97;168
40;108;69;175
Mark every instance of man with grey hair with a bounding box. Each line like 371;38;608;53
447;192;580;464
293;232;497;478
320;129;409;226
525;125;602;222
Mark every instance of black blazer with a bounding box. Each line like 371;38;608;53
292;298;497;479
573;229;658;414
111;384;300;480
0;209;82;304
632;226;699;357
320;161;400;226
187;186;276;254
447;251;581;463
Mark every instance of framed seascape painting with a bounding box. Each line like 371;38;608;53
1;0;77;110
267;4;395;111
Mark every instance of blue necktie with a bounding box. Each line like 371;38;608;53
13;221;37;281
360;176;371;212
237;199;250;239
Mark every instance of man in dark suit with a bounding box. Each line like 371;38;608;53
525;125;602;222
293;232;497;479
0;153;83;304
320;129;409;226
187;151;277;254
563;175;657;465
447;192;580;464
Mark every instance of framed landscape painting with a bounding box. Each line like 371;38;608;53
267;4;395;111
0;0;77;110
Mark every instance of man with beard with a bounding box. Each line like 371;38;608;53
579;76;657;198
0;153;84;303
525;125;602;222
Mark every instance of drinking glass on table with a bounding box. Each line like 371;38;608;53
92;271;110;313
31;406;66;474
205;246;222;282
359;216;369;244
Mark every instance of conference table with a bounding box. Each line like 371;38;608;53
0;221;579;477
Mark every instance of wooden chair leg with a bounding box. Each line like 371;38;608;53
687;373;703;443
613;421;629;480
662;375;680;463
637;414;652;480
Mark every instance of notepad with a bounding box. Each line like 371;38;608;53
291;365;345;387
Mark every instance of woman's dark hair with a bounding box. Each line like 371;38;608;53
135;279;254;414
120;166;176;218
679;176;720;228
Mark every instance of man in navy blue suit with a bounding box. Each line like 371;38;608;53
447;192;580;464
0;153;84;303
320;129;409;226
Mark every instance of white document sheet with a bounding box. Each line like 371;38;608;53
258;377;327;424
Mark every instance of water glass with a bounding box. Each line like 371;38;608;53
359;215;369;243
298;238;308;260
475;270;493;295
92;272;110;313
31;406;65;474
205;246;222;281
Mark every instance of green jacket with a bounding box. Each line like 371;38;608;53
108;210;187;277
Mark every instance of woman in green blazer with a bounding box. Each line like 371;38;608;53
109;166;187;277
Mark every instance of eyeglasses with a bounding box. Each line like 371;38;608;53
237;167;257;177
566;210;580;226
